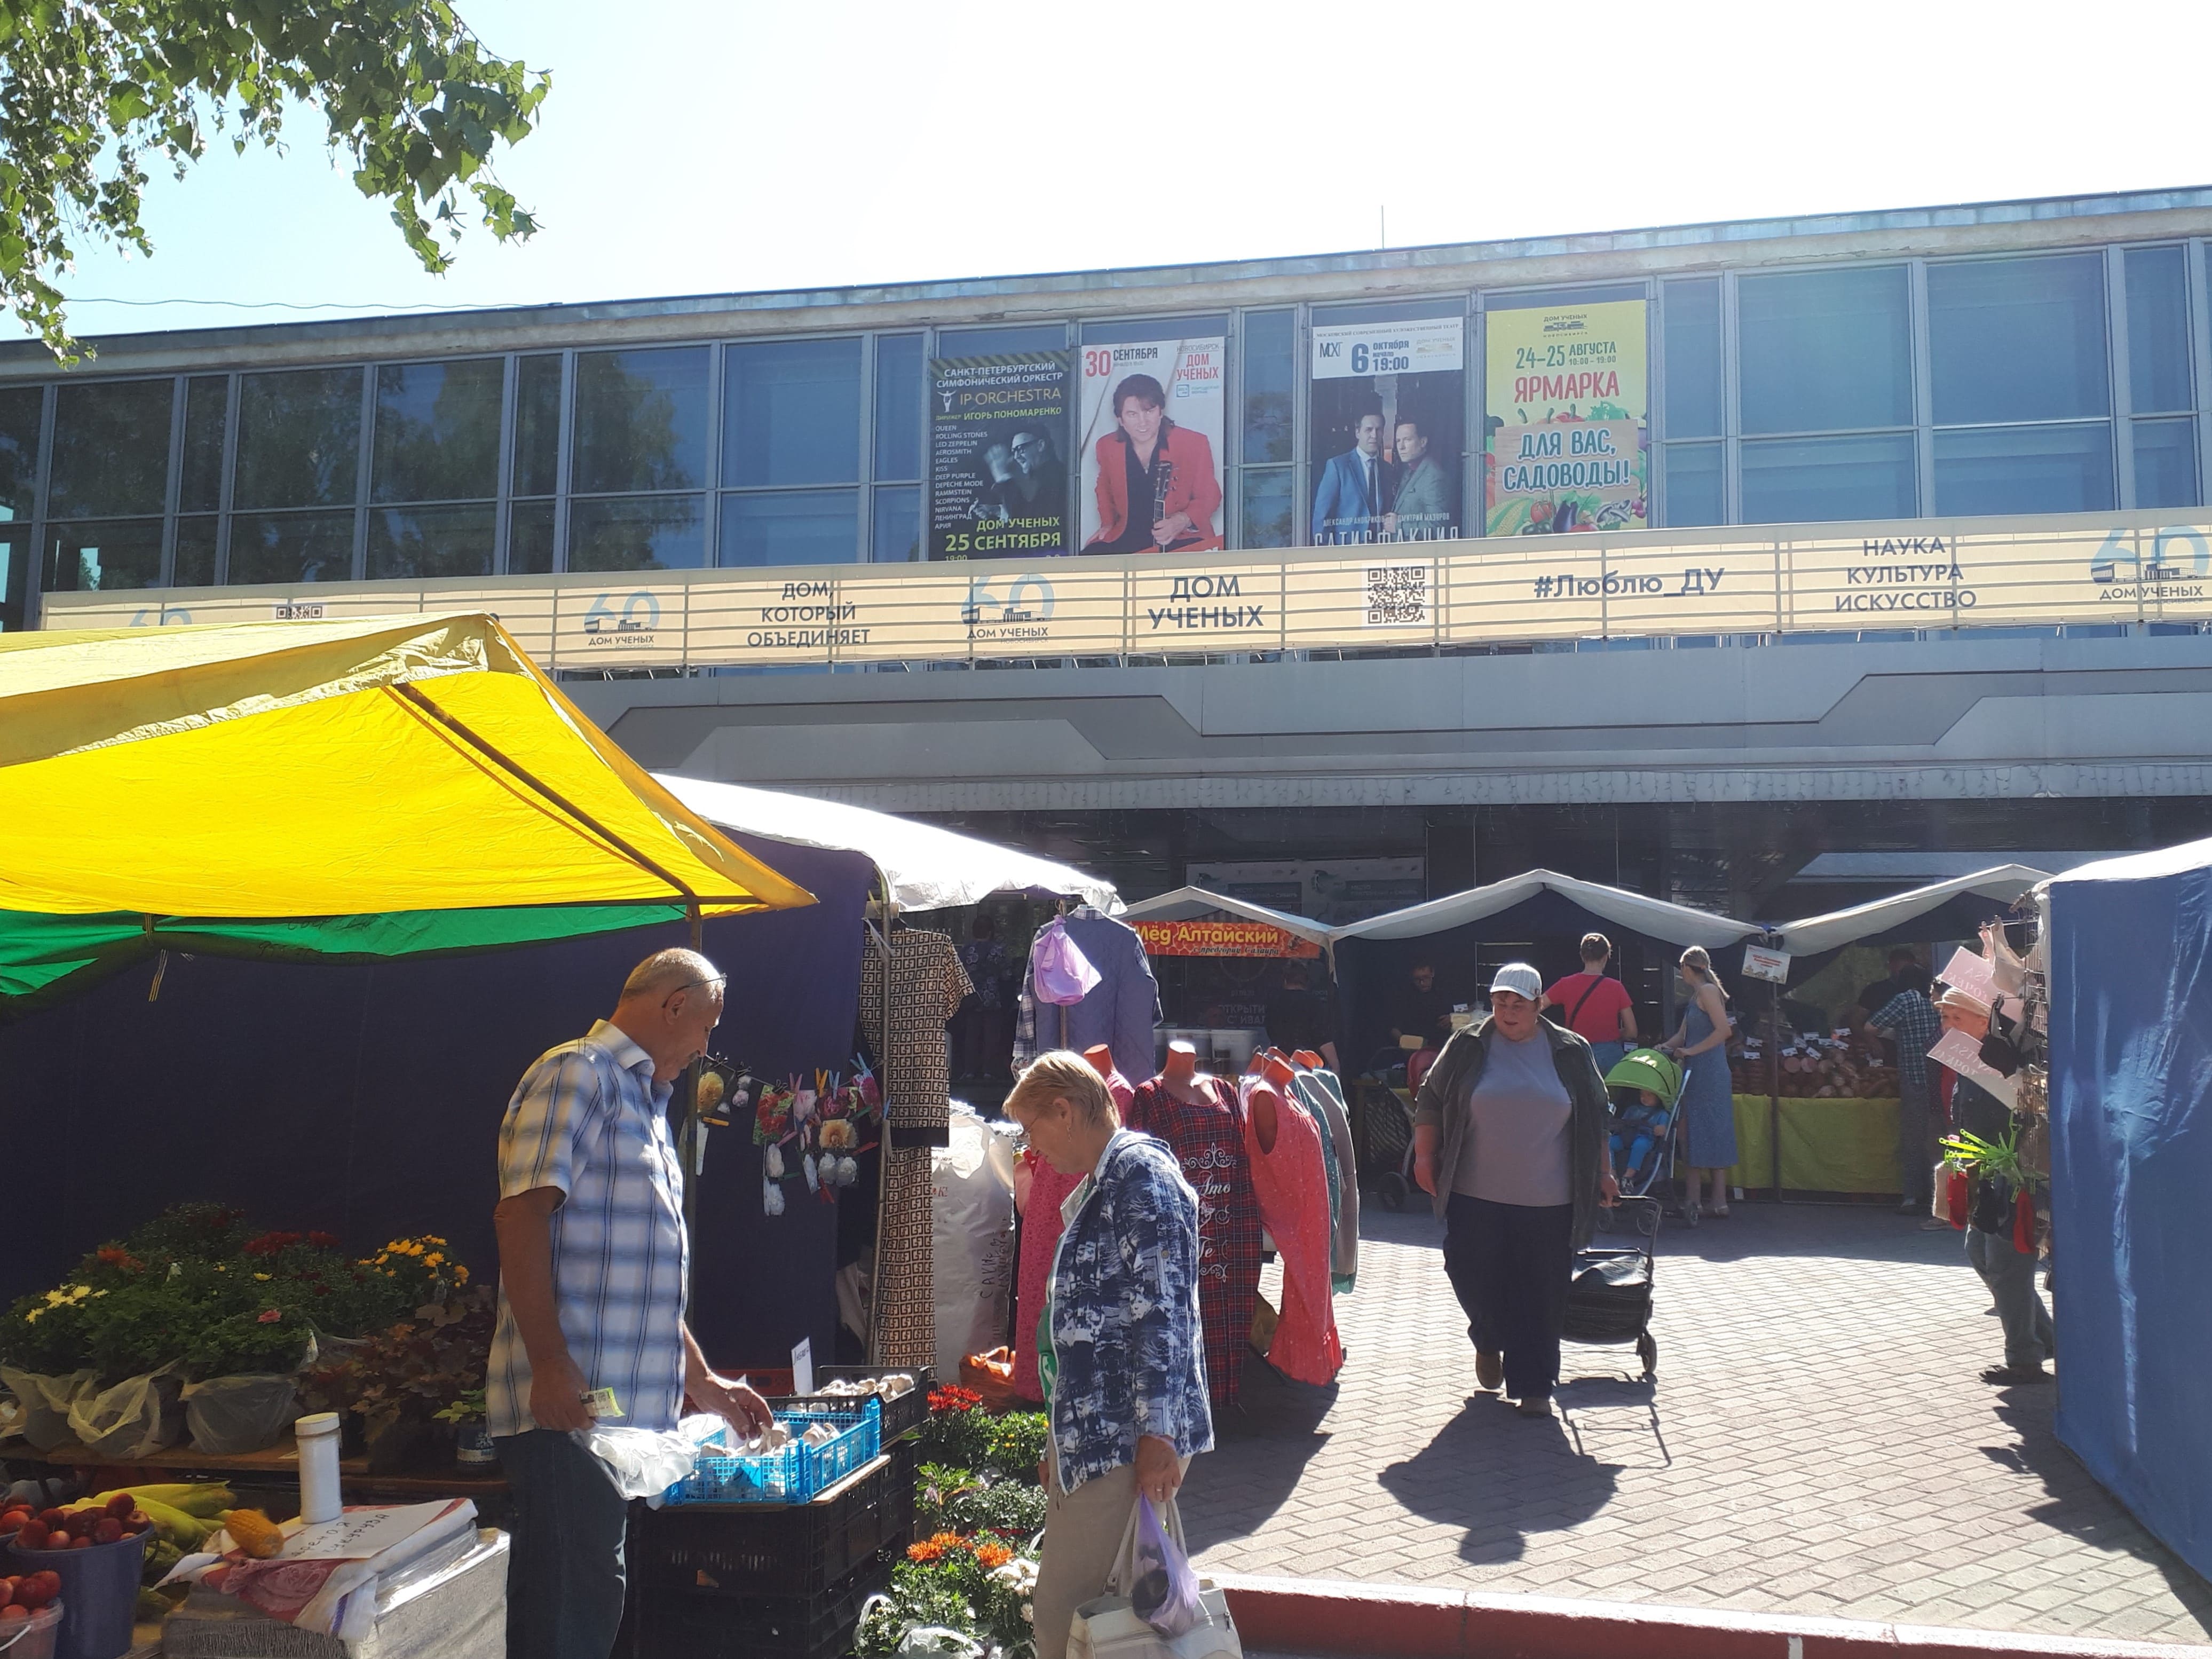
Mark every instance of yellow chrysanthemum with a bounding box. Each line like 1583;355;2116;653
424;1253;445;1268
254;1273;272;1282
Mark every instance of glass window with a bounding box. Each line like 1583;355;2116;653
724;338;862;487
0;385;42;523
874;335;925;481
0;528;22;631
2126;246;2192;414
372;358;502;503
1240;468;1293;548
173;517;217;587
1741;433;1915;524
1662;444;1724;527
1929;254;2109;425
508;500;555;574
572;347;709;495
1662;279;1722;440
936;323;1068;354
719;489;859;567
1933;423;2114;516
1082;313;1229;346
179;376;227;514
872;484;921;562
48;379;172;518
227;510;358;584
513;354;562;497
568;494;706;571
367;503;497;580
234;367;363;509
2133;417;2198;509
44;518;164;592
1738;266;1911;434
1243;311;1294;465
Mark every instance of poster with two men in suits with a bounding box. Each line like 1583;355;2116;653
1308;314;1465;546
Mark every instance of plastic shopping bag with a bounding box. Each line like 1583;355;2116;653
1032;918;1102;1006
579;1412;726;1500
67;1362;188;1458
1068;1495;1241;1659
183;1373;302;1455
1129;1496;1205;1637
0;1367;97;1452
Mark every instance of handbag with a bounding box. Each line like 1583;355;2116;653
1067;1495;1242;1659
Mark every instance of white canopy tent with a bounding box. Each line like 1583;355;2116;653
1118;886;1338;953
1777;864;2052;957
654;775;1121;913
1331;868;1759;950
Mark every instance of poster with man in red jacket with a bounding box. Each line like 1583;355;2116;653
1078;335;1226;554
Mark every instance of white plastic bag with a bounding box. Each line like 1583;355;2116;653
578;1411;725;1499
67;1361;187;1458
183;1373;301;1455
930;1107;1017;1376
0;1367;96;1452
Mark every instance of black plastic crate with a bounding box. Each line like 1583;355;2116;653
630;1546;896;1659
771;1364;932;1444
629;1453;906;1602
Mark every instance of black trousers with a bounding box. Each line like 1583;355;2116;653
1441;1194;1575;1401
496;1428;630;1659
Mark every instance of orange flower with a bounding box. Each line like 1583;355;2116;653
974;1540;1013;1570
907;1540;944;1562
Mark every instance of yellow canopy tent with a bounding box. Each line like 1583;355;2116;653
0;612;814;1007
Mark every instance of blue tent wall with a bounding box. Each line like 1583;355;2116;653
2048;849;2212;1581
0;835;870;1373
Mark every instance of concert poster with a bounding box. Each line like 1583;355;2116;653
1306;315;1466;547
1076;336;1227;555
927;352;1071;560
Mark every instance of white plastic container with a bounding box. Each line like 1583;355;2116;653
295;1411;343;1525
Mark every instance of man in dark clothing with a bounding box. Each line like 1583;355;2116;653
1940;990;2054;1385
1266;959;1338;1071
1870;963;1942;1214
1851;946;1922;1062
1389;960;1457;1050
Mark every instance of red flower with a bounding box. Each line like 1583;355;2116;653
307;1231;339;1250
257;1308;283;1324
243;1231;303;1258
95;1247;144;1272
927;1385;983;1415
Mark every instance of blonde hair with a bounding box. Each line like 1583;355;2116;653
1679;946;1719;988
1006;1050;1116;1125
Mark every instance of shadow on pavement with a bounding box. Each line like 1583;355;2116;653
1181;1363;1338;1558
1378;1395;1623;1567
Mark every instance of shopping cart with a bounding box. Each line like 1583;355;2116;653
1565;1192;1661;1380
1361;1080;1418;1211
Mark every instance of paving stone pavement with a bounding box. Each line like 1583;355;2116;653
1182;1200;2212;1646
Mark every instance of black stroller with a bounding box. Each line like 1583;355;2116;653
1563;1193;1661;1380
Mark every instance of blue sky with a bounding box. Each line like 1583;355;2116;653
34;0;2212;342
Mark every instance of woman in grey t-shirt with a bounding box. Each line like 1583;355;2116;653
1411;963;1616;1416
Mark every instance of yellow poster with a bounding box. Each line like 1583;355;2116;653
1484;299;1647;535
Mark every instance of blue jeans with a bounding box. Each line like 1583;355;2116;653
1590;1041;1630;1078
496;1429;629;1659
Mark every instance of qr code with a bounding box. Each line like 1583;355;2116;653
1364;564;1428;626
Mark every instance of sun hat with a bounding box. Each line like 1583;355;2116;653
1488;962;1543;1002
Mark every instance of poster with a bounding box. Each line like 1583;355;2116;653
1077;337;1226;554
1483;299;1647;535
1307;315;1465;546
928;352;1071;560
1131;920;1321;959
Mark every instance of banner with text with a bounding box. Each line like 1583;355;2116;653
1132;920;1322;959
1484;299;1647;536
928;352;1071;560
1308;315;1465;548
1078;337;1227;554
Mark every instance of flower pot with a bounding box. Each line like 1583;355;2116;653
454;1419;497;1471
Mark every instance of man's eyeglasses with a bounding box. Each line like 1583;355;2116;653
663;975;726;1014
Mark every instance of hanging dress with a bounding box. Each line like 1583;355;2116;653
1290;1065;1360;1293
1012;1065;1133;1402
1125;1074;1263;1408
1241;1072;1344;1386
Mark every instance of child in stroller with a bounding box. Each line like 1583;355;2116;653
1601;1048;1685;1200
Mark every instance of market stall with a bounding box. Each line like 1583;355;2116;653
2045;839;2212;1581
1119;886;1336;1071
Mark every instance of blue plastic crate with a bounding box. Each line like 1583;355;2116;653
663;1397;881;1506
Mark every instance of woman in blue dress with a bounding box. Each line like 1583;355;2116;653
1663;945;1737;1223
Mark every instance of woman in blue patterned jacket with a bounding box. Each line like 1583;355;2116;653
1005;1050;1212;1659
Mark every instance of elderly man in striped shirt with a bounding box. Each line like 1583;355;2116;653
489;947;772;1659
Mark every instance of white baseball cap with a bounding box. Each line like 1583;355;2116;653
1489;962;1543;1002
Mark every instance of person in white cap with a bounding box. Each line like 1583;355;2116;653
1411;962;1618;1416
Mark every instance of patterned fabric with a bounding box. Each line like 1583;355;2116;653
1871;990;1944;1091
1125;1076;1262;1408
1241;1073;1343;1387
859;927;971;1132
958;939;1012;1011
488;1020;688;1438
874;1147;937;1370
1045;1131;1213;1492
1013;955;1040;1070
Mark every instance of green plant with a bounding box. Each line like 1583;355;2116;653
853;1532;1039;1659
1940;1129;2045;1190
981;1412;1048;1483
433;1388;488;1425
917;1386;998;1470
301;1284;496;1435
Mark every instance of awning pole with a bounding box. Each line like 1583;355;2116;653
1768;977;1784;1205
683;903;705;1294
865;870;894;1365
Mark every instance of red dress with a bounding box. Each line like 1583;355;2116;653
1125;1075;1262;1407
1242;1073;1344;1386
1011;1065;1134;1402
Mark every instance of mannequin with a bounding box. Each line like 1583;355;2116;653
1125;1040;1263;1407
1240;1054;1343;1385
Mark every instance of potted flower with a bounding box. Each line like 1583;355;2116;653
434;1388;495;1471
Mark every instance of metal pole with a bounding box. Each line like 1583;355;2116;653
864;872;895;1365
682;905;705;1291
1768;977;1784;1204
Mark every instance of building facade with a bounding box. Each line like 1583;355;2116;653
15;188;2212;931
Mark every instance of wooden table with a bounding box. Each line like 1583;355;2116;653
9;1437;508;1503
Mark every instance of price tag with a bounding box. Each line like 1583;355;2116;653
581;1387;620;1420
1742;943;1791;984
791;1337;815;1399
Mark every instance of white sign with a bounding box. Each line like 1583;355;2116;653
1742;943;1791;983
1938;946;1998;1008
1928;1027;2019;1109
791;1337;814;1399
1310;315;1465;380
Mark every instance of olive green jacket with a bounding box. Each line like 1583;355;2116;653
1411;1015;1611;1248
